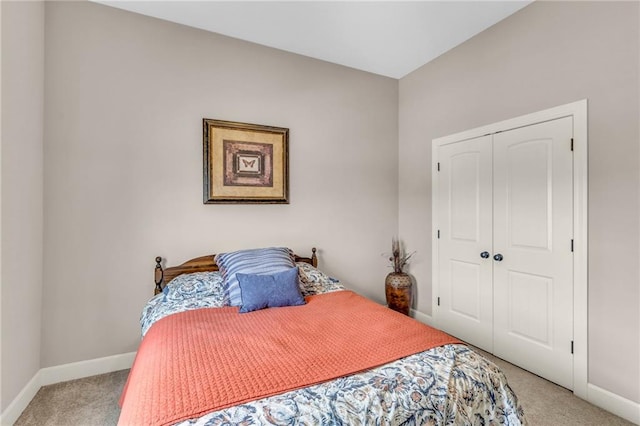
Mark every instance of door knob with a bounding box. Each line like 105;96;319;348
480;251;490;259
493;253;504;262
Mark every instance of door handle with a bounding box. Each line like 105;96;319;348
480;251;490;259
493;253;504;262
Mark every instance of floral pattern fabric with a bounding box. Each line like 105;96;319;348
140;272;228;337
296;262;345;296
175;344;526;426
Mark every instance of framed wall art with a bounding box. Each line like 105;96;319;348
203;119;289;204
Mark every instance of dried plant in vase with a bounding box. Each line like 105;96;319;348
389;237;415;274
385;238;415;316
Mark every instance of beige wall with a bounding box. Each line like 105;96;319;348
3;0;638;414
399;1;639;403
0;1;45;411
41;1;398;367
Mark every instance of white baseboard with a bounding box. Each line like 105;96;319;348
410;308;435;327
0;352;135;426
587;383;640;425
39;352;135;386
0;373;42;426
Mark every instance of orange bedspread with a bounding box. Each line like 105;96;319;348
118;291;460;426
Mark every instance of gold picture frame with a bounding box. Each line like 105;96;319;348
203;119;289;204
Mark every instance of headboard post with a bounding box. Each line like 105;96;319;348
311;247;318;268
154;256;164;295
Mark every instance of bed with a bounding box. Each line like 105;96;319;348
119;247;526;426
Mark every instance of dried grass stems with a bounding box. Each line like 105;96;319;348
389;238;415;274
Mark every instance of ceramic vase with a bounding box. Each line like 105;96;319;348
385;272;412;316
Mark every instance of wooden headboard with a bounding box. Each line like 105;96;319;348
154;248;318;295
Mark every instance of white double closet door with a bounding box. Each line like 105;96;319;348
436;117;574;389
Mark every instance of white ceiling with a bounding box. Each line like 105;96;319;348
93;1;532;79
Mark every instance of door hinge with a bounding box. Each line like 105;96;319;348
437;229;440;239
571;340;574;354
571;239;574;252
437;162;440;172
571;138;574;151
437;297;440;306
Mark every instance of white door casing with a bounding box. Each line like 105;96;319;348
432;100;587;397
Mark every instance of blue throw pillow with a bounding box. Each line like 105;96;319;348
237;267;305;313
215;247;295;307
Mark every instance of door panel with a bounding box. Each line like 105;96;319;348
492;117;574;389
506;140;552;250
507;271;553;348
450;152;481;241
437;136;493;351
450;260;481;320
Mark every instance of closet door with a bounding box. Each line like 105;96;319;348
492;117;574;389
436;136;493;351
